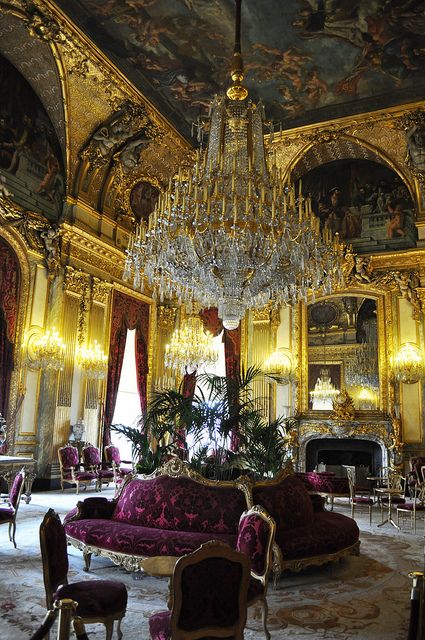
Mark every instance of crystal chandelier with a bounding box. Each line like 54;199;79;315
76;341;108;380
345;341;379;390
32;327;65;371
165;316;219;374
394;342;425;384
310;367;340;402
123;0;345;330
263;348;292;379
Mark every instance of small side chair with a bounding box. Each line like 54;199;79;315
0;467;25;547
104;445;133;486
236;505;276;640
82;444;114;491
347;467;374;526
149;539;250;640
58;444;97;494
40;508;127;640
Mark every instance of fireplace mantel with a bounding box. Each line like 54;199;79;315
294;416;393;472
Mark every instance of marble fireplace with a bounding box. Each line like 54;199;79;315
296;418;392;478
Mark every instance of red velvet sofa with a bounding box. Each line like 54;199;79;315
64;460;249;572
249;469;360;583
295;471;350;496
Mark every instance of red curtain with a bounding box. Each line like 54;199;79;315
104;291;150;444
0;241;20;453
199;307;241;450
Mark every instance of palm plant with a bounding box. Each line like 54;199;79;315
112;366;292;479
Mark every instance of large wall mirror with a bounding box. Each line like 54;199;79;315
307;295;381;412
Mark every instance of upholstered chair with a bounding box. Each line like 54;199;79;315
149;539;250;640
0;467;25;548
82;444;114;491
346;467;374;525
104;445;133;486
236;505;276;640
58;444;97;494
40;508;127;640
397;482;425;533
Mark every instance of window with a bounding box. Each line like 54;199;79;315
111;329;140;460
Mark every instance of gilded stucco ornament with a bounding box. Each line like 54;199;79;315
399;109;425;184
341;246;423;319
331;389;355;422
157;306;177;330
81;102;158;170
0;193;61;278
92;278;112;305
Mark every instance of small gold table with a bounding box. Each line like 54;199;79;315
139;556;178;578
375;487;403;529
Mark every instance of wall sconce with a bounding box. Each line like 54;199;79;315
263;348;292;381
26;327;65;371
394;342;425;384
76;341;108;380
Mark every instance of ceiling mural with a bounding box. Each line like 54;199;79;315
53;0;425;138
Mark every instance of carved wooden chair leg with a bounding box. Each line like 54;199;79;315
260;597;270;640
116;616;124;640
9;521;16;548
83;550;92;572
104;620;114;640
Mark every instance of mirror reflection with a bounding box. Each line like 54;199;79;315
308;296;379;411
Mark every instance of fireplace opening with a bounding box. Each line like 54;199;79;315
305;438;382;477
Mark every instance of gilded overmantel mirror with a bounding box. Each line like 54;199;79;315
299;293;390;416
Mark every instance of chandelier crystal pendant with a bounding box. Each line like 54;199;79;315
76;341;108;380
123;0;345;329
164;316;219;374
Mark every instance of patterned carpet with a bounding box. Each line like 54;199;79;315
0;487;422;639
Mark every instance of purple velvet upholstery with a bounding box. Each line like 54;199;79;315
296;472;350;495
105;446;121;465
59;446;79;468
112;476;246;534
83;446;101;466
236;513;269;577
149;610;171;640
65;518;237;556
397;502;425;511
178;557;244;630
54;579;127;617
9;471;24;508
0;508;14;522
63;470;97;481
276;511;359;559
252;475;314;532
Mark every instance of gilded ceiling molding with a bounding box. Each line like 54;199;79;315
63;265;89;296
61;223;126;281
0;193;61;278
397;109;425;187
341;247;423;320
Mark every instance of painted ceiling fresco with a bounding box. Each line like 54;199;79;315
54;0;425;138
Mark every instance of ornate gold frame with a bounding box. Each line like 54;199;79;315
299;287;393;417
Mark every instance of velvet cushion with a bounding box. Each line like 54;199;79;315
83;446;101;466
54;579;127;617
60;446;79;467
178;557;244;630
0;508;14;522
276;511;359;559
397;503;425;511
106;446;121;465
74;471;97;481
112;476;246;534
236;513;269;577
98;469;114;479
120;467;133;476
252;475;314;531
149;610;171;640
353;497;373;504
65;519;237;557
296;472;350;494
9;471;24;508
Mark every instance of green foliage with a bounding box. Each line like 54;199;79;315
112;366;292;479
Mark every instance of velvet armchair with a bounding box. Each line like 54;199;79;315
58;445;97;494
0;467;25;547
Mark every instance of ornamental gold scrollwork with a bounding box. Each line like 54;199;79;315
91;278;112;305
157;306;177;330
0;193;61;278
332;389;356;422
63;265;89;296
